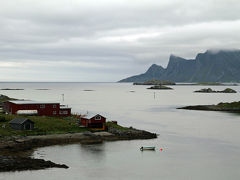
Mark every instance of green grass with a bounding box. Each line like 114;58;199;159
106;122;130;131
0;114;88;137
217;101;240;109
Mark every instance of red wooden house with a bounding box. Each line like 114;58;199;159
81;114;106;130
3;100;71;117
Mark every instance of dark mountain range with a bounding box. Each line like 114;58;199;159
119;49;240;82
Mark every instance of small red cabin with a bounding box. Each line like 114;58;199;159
3;100;71;117
81;114;106;130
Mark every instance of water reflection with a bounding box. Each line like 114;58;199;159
1;83;240;180
78;143;106;162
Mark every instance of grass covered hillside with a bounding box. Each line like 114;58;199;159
0;115;88;137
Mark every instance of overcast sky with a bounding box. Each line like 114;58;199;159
0;0;240;82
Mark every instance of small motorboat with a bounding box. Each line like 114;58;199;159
140;146;155;151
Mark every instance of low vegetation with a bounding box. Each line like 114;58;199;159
106;122;130;131
0;114;88;137
217;101;240;109
178;101;240;112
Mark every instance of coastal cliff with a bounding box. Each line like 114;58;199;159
119;49;240;82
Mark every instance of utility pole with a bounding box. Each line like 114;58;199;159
62;94;64;102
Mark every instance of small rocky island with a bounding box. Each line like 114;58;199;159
147;85;173;90
0;88;24;90
177;82;238;86
133;80;176;85
194;88;237;93
178;101;240;112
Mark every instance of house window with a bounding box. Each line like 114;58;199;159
95;115;101;120
40;105;45;108
53;105;56;108
59;111;68;115
53;111;56;115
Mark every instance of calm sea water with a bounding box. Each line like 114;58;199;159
0;82;240;180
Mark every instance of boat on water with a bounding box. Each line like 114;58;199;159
140;146;155;151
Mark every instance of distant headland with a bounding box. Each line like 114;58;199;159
178;101;240;112
119;49;240;83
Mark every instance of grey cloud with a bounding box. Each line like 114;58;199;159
0;0;240;81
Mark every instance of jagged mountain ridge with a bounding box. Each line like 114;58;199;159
119;49;240;82
119;64;166;82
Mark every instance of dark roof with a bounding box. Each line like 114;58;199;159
84;113;106;119
93;114;106;119
9;118;34;124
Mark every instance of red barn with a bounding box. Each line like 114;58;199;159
3;100;71;117
81;114;106;130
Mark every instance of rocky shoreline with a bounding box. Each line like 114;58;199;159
0;156;68;172
147;85;173;90
178;101;240;112
0;128;157;172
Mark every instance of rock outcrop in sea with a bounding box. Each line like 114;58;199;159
147;85;173;90
194;88;237;93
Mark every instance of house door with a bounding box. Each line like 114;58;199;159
25;123;31;130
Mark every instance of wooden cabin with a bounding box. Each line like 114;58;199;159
3;100;71;117
9;118;34;130
81;114;106;130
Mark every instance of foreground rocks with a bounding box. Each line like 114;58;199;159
0;126;157;172
0;133;104;172
0;156;68;172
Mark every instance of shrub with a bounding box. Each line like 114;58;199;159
0;116;6;122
